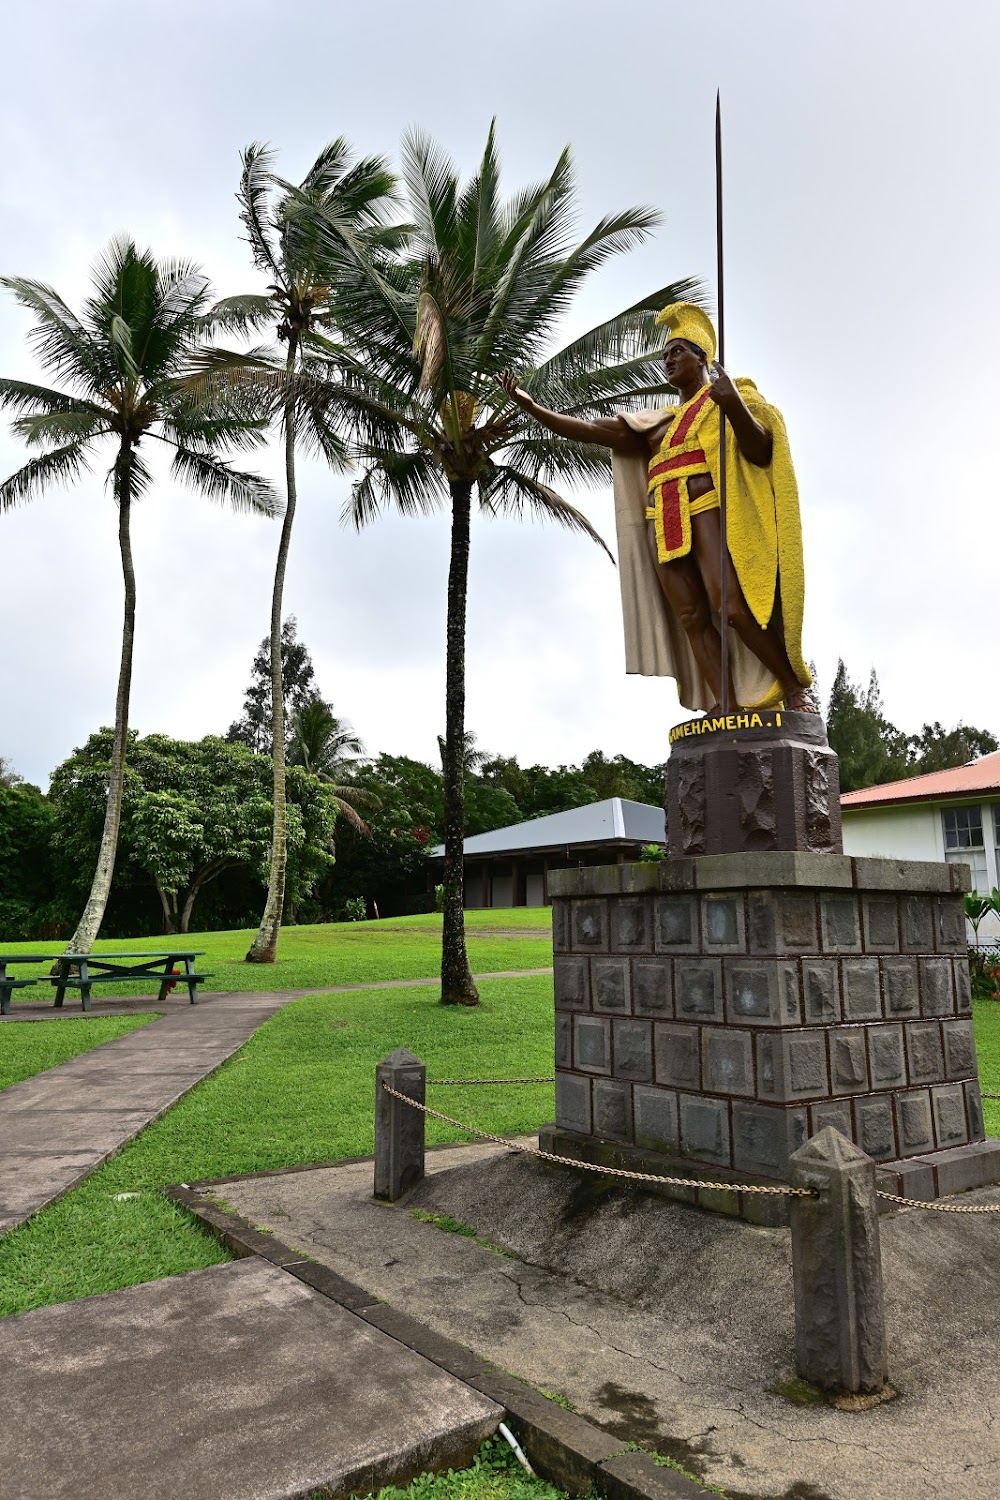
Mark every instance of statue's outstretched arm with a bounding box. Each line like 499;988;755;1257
498;370;642;454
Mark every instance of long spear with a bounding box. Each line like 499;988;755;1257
716;91;730;716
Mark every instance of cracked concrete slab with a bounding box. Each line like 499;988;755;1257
0;1257;500;1500
0;994;298;1235
219;1143;1000;1500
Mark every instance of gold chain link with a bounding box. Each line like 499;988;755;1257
429;1077;555;1087
876;1191;1000;1213
381;1082;814;1198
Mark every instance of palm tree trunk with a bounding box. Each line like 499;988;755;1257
62;455;136;956
440;479;479;1006
246;335;299;963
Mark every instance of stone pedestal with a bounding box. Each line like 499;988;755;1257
542;852;1000;1221
666;710;842;856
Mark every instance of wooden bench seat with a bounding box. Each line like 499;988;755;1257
0;977;38;1016
50;971;213;1008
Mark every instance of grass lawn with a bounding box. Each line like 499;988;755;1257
366;1438;577;1500
0;1014;157;1090
3;910;553;1003
0;974;556;1318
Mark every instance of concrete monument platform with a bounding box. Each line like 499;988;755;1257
198;1144;1000;1500
545;851;1000;1217
0;1256;500;1500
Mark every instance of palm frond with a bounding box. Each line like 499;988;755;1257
478;463;614;561
170;445;281;516
238;143;282;277
0;277;107;388
400;128;460;259
0;377;108;421
204;294;276;336
0;441;91;510
346;447;446;528
13;409;111;447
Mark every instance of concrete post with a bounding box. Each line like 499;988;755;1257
374;1048;426;1202
788;1127;888;1395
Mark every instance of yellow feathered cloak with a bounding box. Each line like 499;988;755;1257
610;379;810;712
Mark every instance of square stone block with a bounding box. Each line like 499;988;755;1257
932;1083;969;1148
747;891;777;953
868;1024;906;1087
862;895;900;952
820;893;862;953
942;1019;976;1080
574;1015;611;1075
571;899;609;952
882;957;919;1018
830;1027;870;1093
613;1019;653;1082
966;1081;985;1141
701;1028;754;1097
555;1072;591;1134
896;1089;935;1156
620;864;660;896
593;1079;633;1143
633;1085;679;1154
901;894;935;953
853;1095;897;1160
842;959;882;1020
632;959;673;1018
732;1102;808;1176
611;898;653;954
701;894;746;953
554;956;589;1011
954;959;973;1015
552;901;570;953
932;1139;1000;1195
675;959;723;1021
809;1099;853;1137
920;958;954;1016
779;892;820;951
725;959;782;1026
679;1094;731;1166
654;894;699;953
802;959;841;1024
654;1023;700;1090
757;1031;828;1102
554;1013;572;1069
592;958;630;1014
935;896;967;954
906;1021;945;1084
780;962;803;1024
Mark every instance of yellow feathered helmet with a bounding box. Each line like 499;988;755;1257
655;302;717;366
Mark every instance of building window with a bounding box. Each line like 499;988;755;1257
943;806;988;893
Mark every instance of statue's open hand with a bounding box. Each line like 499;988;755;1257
498;369;532;409
707;362;739;409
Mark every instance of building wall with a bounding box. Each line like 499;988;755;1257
841;804;944;863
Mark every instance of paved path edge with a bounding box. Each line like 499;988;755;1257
166;1178;705;1500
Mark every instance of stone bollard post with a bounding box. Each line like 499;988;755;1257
374;1048;426;1202
788;1127;888;1395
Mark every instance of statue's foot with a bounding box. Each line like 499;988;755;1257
784;686;818;713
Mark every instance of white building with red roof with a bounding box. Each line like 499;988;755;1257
841;751;1000;906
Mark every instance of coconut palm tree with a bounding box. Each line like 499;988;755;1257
288;695;378;839
200;141;398;964
302;124;701;1004
0;238;278;955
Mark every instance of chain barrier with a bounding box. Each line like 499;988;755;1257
429;1077;555;1087
875;1190;1000;1214
381;1082;814;1198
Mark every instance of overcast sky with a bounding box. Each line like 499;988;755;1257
2;0;997;789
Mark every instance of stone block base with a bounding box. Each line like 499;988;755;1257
539;1124;1000;1224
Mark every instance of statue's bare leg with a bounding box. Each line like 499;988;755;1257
690;511;816;711
645;520;735;709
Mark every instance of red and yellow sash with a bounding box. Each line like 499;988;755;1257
646;387;715;562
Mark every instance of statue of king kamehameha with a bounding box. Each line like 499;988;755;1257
500;302;814;715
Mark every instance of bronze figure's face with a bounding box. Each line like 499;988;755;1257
663;337;706;388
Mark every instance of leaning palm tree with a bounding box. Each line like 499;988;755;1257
288;695;378;839
0;238;278;954
202;141;398;965
305;124;701;1004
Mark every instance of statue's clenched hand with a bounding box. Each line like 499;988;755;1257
707;361;740;409
498;369;534;410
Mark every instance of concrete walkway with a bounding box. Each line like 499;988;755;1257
0;991;297;1234
0;1257;500;1500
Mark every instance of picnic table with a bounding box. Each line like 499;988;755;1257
0;952;212;1014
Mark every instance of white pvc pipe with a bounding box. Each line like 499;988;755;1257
498;1422;535;1477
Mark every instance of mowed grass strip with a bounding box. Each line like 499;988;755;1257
365;1437;575;1500
4;910;553;1002
0;975;555;1317
0;1014;158;1091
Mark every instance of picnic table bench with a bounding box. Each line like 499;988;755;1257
0;952;212;1014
